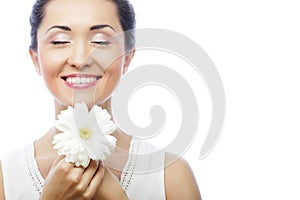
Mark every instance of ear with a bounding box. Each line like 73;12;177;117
29;48;42;75
123;48;135;74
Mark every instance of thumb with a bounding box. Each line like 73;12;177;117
51;155;66;170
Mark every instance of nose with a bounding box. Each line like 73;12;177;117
67;41;93;69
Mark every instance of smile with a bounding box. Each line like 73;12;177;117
61;74;102;89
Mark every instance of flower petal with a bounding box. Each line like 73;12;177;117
74;102;89;131
81;133;117;160
54;107;77;132
53;103;118;168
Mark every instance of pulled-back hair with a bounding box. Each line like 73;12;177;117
29;0;136;51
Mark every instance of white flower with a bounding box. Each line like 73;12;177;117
53;102;117;168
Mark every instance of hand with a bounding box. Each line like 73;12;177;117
40;156;104;200
94;166;128;200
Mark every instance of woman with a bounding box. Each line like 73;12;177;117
0;0;201;199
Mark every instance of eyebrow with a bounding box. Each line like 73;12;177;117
46;25;71;33
46;24;116;34
90;24;116;32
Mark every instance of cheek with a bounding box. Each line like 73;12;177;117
94;57;124;104
37;51;67;100
106;56;124;76
105;54;126;90
91;43;126;72
38;50;65;76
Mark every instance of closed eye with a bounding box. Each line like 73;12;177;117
51;41;70;45
91;41;111;46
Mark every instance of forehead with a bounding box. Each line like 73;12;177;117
40;0;122;32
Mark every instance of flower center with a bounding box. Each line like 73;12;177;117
79;128;92;140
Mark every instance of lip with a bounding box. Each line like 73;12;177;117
61;73;102;89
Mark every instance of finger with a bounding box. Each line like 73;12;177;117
53;159;85;185
52;156;85;177
44;158;83;197
58;163;86;198
83;161;105;198
51;155;65;169
47;156;72;179
74;160;99;192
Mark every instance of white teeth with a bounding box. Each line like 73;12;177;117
66;77;97;84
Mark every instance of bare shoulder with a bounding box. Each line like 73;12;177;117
0;161;5;199
164;153;201;200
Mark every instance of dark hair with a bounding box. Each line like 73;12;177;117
29;0;136;52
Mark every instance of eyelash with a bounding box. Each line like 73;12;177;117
51;41;70;45
50;40;111;46
91;41;111;46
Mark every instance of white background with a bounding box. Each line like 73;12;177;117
1;0;300;199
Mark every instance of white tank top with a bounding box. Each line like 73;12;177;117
1;138;166;199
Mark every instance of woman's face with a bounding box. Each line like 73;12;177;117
30;0;133;108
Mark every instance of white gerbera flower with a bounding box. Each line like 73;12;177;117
53;102;117;168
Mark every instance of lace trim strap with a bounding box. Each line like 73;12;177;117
25;144;44;196
120;138;140;190
25;139;138;194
